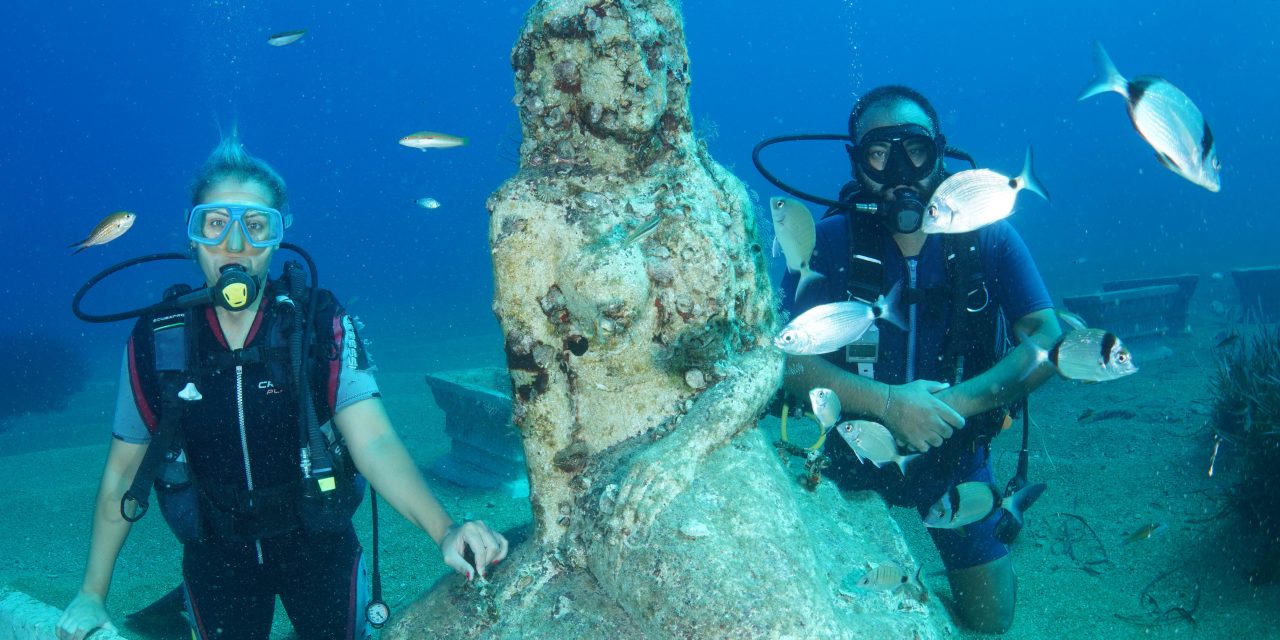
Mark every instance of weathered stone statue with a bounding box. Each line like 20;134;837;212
387;1;951;637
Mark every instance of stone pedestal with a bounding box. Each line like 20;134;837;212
426;368;529;498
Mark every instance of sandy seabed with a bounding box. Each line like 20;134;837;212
3;312;1278;639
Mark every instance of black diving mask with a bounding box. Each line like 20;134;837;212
848;124;945;186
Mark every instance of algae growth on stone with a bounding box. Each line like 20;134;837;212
386;2;952;638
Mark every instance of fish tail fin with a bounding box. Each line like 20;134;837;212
895;453;920;476
1007;482;1048;521
1018;146;1050;202
1077;41;1127;102
910;565;925;592
794;267;826;303
70;244;87;254
875;281;906;331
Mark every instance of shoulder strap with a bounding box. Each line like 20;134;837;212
122;289;200;521
846;211;885;304
942;231;997;383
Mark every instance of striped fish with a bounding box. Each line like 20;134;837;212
1078;41;1220;192
1048;328;1137;382
399;131;468;150
69;211;136;254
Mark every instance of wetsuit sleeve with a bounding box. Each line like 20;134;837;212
332;313;380;414
111;344;151;444
983;221;1054;322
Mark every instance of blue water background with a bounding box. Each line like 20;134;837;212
1;0;1273;381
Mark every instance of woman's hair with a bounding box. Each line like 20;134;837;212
190;131;288;209
847;85;941;140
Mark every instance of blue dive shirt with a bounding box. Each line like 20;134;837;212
780;216;1053;385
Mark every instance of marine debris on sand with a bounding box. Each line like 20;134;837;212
385;1;950;637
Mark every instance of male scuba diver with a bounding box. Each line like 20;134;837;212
765;86;1062;633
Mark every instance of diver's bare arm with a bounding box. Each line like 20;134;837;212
782;354;890;419
78;439;147;600
335;397;455;545
938;307;1062;417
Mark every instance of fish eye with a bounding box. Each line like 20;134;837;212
774;200;784;209
1212;156;1221;171
1117;353;1129;363
927;204;938;217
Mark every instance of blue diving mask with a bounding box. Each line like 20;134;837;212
187;203;287;249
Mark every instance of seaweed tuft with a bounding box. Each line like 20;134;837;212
1210;326;1280;582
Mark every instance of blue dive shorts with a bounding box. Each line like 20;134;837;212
824;437;1010;572
914;457;1009;572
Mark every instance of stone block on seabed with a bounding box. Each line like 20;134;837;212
1231;266;1280;323
425;368;530;498
1062;274;1199;340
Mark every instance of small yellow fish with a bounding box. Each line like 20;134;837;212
69;211;136;254
267;29;307;47
399;131;467;150
1123;522;1167;545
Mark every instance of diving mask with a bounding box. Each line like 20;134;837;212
187;203;286;249
849;124;945;186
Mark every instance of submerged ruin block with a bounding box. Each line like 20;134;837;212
388;1;950;637
1062;274;1199;340
425;368;530;498
1231;266;1280;323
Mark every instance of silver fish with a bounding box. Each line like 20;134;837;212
414;197;441;209
835;420;918;475
267;29;307;47
770;196;824;300
1056;309;1089;333
808;388;841;429
1047;328;1137;382
1078;41;1220;192
923;481;1046;531
69;211;136;254
774;283;903;356
922;147;1048;234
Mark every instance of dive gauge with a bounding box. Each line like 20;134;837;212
366;600;390;628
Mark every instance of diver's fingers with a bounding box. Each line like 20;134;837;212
496;533;510;562
936;402;966;429
923;380;952;394
467;526;503;579
934;420;955;440
441;547;473;580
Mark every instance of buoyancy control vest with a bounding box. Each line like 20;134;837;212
124;264;365;543
827;182;1010;448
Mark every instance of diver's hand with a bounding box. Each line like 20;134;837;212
882;380;965;453
57;591;116;640
440;520;509;581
